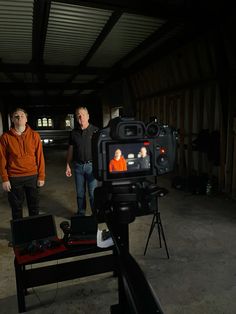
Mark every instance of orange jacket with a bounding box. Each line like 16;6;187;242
0;125;45;182
109;156;127;172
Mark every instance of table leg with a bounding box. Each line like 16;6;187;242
14;258;26;313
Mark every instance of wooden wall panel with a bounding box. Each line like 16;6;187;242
232;118;236;199
127;24;236;197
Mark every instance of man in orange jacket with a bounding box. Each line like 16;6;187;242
109;149;127;172
0;108;45;220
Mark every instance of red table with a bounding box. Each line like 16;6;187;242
13;240;116;312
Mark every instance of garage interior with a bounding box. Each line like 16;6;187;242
0;1;236;313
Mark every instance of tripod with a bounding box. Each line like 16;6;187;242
143;186;170;258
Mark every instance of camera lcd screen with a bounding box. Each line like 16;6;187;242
106;140;153;180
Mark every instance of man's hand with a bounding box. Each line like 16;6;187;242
37;180;45;187
2;181;11;192
66;164;72;177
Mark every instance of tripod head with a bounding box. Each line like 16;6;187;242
143;182;169;198
94;179;168;224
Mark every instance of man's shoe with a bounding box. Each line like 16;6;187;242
8;241;13;247
78;212;85;216
76;210;85;216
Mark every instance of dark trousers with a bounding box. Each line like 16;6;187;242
8;175;39;220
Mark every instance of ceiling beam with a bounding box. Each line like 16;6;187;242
0;63;111;75
52;0;228;19
0;61;22;83
32;0;51;64
60;10;122;93
32;0;51;86
53;0;168;18
0;82;103;91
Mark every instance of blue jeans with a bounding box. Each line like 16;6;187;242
74;162;97;215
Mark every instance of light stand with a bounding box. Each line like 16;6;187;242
143;185;170;259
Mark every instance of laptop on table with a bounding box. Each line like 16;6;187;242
10;214;62;256
67;215;97;246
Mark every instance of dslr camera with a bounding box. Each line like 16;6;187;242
92;117;177;223
92;116;177;183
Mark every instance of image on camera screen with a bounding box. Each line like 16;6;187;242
106;141;153;179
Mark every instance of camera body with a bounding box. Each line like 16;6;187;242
92;116;177;183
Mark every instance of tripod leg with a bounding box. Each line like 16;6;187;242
155;196;163;249
157;213;162;248
144;194;170;259
143;213;157;255
158;215;170;259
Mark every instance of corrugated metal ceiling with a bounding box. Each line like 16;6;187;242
44;3;112;65
0;0;226;103
0;0;33;64
87;13;165;68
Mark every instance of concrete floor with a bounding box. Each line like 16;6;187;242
0;146;236;314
